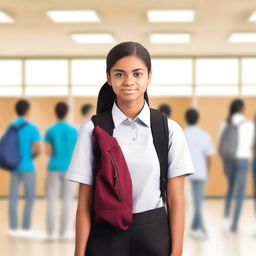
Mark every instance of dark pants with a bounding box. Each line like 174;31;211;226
85;207;171;256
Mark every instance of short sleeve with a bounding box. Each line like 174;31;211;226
33;126;41;142
66;121;96;185
167;120;195;179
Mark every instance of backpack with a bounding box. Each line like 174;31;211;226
0;122;28;171
91;108;169;230
218;120;245;160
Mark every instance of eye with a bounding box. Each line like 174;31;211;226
114;72;124;78
134;72;143;77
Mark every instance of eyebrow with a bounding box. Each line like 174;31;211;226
113;68;144;72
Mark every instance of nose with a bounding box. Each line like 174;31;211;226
124;74;135;86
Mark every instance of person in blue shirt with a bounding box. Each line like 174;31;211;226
8;99;41;237
184;108;214;239
44;102;78;239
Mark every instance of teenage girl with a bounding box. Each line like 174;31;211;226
66;41;194;256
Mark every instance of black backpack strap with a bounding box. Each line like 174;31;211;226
150;109;169;204
91;110;115;135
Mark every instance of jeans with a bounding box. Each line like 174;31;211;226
46;171;75;236
9;171;36;230
252;158;256;211
190;180;206;233
223;159;249;231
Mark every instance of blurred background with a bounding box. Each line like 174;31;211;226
0;0;256;255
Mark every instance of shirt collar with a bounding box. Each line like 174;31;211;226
112;101;151;128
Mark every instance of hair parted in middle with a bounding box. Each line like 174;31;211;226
96;41;151;114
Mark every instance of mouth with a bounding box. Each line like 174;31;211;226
121;89;138;94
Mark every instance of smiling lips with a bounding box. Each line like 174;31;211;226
121;89;138;94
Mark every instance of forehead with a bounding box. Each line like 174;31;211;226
111;55;147;71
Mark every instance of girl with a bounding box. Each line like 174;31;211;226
220;99;254;232
66;41;194;256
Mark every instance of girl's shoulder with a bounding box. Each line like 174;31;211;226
79;120;94;136
167;119;185;136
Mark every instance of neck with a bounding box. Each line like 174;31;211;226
116;98;145;120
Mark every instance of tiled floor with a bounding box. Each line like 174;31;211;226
0;199;255;256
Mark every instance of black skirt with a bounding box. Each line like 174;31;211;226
85;207;171;256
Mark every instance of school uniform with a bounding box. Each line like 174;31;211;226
66;101;194;256
9;117;41;230
220;113;254;231
45;121;78;236
184;125;214;233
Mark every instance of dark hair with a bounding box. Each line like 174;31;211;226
227;99;244;123
15;99;30;116
81;103;93;115
96;41;151;114
185;108;199;125
55;102;68;119
158;103;172;117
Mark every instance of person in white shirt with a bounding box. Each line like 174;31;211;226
66;41;194;256
184;108;214;238
220;99;254;233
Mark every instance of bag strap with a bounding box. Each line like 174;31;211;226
91;111;114;135
150;109;169;204
11;122;28;131
91;108;169;203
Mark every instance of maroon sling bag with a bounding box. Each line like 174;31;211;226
92;125;133;230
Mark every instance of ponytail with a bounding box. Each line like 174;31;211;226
96;82;116;114
96;82;150;114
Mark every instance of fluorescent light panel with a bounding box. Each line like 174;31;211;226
249;12;256;22
229;33;256;43
150;33;191;43
46;10;100;23
148;10;194;22
71;33;115;44
0;11;14;23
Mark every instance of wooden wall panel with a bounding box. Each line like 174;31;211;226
0;96;255;197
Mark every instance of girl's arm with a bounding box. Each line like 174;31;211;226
167;175;185;256
75;183;94;256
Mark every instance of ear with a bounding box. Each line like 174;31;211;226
107;73;112;86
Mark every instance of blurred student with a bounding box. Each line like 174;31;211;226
78;103;93;131
158;103;172;118
252;114;256;217
8;99;41;237
219;99;254;232
184;108;214;239
44;102;78;239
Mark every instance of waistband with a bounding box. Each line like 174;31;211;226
131;206;167;227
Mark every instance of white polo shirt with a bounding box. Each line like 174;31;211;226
184;125;214;181
66;101;194;213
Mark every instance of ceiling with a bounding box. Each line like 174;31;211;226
1;0;256;57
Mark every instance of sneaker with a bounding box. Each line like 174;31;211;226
44;233;59;241
222;218;231;232
59;232;75;241
7;229;21;237
19;229;38;239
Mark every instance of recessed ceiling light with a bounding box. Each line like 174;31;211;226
229;33;256;43
150;33;191;43
71;33;116;44
0;11;15;23
46;10;100;23
249;12;256;22
147;10;194;22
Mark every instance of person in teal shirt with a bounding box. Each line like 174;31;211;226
44;102;78;239
8;99;41;237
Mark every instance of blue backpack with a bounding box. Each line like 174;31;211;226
0;122;27;171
